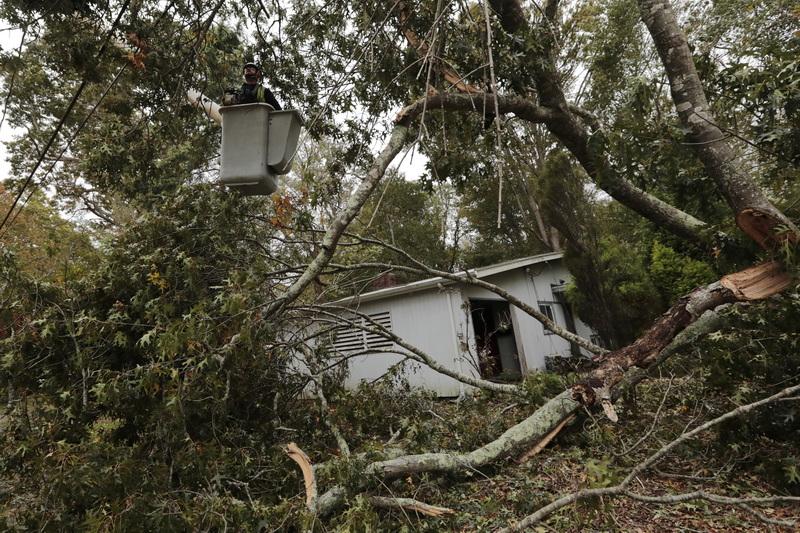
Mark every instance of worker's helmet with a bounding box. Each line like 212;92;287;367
243;62;262;82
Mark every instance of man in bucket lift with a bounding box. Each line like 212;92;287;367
223;62;282;110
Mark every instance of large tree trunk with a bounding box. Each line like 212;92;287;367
638;0;798;248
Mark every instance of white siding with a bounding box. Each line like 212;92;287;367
338;289;468;396
319;254;596;396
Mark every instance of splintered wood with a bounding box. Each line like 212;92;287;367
396;7;483;95
519;414;575;461
286;442;317;506
370;496;455;516
721;260;795;300
736;207;798;252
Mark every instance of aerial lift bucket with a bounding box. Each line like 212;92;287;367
218;103;303;195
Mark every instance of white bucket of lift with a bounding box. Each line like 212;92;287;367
268;109;303;175
218;103;303;196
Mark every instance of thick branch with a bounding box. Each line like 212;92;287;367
365;390;578;480
638;0;798;246
394;92;557;125
395;93;713;245
573;281;739;406
262;124;409;318
574;260;794;408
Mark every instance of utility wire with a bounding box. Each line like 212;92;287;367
0;0;132;238
3;63;130;232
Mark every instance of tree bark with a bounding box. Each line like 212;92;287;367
488;0;527;34
263;124;409;319
638;0;798;247
572;281;739;405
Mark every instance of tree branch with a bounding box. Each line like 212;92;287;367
311;307;523;395
638;0;798;247
262;123;409;319
394;92;714;246
499;383;800;531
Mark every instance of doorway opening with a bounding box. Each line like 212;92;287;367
470;299;522;380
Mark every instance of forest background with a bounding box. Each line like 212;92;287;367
0;0;799;530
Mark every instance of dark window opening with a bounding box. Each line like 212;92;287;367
539;304;555;335
470;300;521;381
550;284;582;357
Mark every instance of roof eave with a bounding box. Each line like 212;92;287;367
329;252;564;307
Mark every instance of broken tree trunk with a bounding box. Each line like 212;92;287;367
573;263;793;407
638;0;799;245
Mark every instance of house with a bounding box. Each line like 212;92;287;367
322;252;595;396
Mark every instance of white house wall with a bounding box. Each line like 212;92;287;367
327;255;596;396
339;289;469;396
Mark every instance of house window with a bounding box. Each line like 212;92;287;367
331;311;394;353
539;303;555;335
590;334;608;350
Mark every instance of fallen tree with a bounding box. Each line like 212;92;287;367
267;0;799;524
2;0;798;529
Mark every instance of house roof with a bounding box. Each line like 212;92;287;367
332;252;564;306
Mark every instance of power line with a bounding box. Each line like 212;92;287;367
1;64;130;233
0;0;132;238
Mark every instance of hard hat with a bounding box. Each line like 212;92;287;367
243;62;261;71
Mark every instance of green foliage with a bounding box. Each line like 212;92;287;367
698;299;800;493
538;152;662;348
329;380;436;451
649;241;717;304
0;185;314;529
520;371;570;407
1;0;799;528
0;185;97;282
571;0;649;118
355;176;453;272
